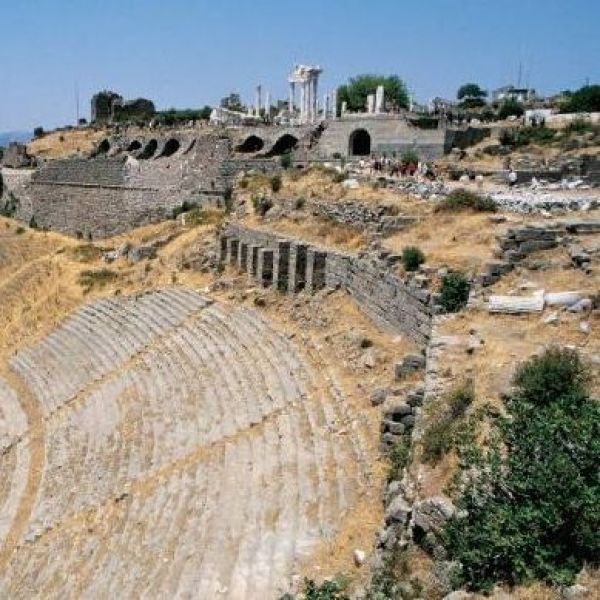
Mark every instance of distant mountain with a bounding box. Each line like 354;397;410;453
0;131;31;148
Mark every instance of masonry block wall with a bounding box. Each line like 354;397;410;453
12;134;235;238
317;117;448;159
220;224;432;345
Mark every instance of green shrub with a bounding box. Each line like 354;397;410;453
499;127;556;147
434;188;496;213
439;272;470;312
422;382;474;465
443;347;599;592
15;226;25;235
498;99;524;119
401;149;419;164
560;84;600;113
280;152;292;169
270;175;282;193
292;577;349;600
251;194;273;217
223;187;234;213
171;200;198;219
239;177;249;189
388;437;410;481
294;196;306;210
0;192;19;218
564;118;595;135
401;246;425;272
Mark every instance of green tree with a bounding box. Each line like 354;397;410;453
337;74;409;112
561;84;600;113
457;83;487;100
498;98;524;119
443;347;599;591
457;84;488;109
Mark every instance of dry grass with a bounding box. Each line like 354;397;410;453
246;213;367;252
384;212;506;272
27;129;107;159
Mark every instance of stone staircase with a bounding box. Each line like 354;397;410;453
0;288;370;598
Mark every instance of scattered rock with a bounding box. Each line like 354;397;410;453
543;311;559;325
561;584;589;599
412;496;456;536
395;354;426;378
370;388;388;406
353;549;366;567
386;403;412;420
443;592;472;600
385;495;412;525
579;321;590;335
362;350;376;369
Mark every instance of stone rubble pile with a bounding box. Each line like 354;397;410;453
489;190;599;213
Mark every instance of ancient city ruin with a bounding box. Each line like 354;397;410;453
1;17;599;597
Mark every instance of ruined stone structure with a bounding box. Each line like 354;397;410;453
91;90;155;123
317;115;486;159
288;64;323;124
14;134;231;238
219;224;433;345
0;142;33;168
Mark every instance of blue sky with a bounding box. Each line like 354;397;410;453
0;0;598;131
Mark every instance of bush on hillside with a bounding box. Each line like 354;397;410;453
252;194;273;217
442;347;599;591
270;175;282;193
434;188;496;213
280;151;292;169
498;99;524;119
401;149;419;164
422;381;474;465
561;84;600;113
401;246;426;272
439;272;470;313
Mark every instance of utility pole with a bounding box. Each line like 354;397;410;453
75;81;80;125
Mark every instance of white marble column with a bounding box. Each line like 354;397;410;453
264;91;271;118
289;82;295;112
255;85;262;117
312;77;318;121
331;90;337;119
300;82;306;123
367;94;375;113
375;85;385;113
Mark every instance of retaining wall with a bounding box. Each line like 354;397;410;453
11;135;234;238
220;223;432;345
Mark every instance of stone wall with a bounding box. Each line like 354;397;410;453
12;134;234;238
317;116;447;159
476;219;600;286
219;223;432;345
308;199;418;234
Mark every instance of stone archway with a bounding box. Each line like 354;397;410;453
127;140;142;152
139;139;158;159
349;129;371;156
235;135;264;153
96;139;110;154
159;138;180;158
266;134;298;157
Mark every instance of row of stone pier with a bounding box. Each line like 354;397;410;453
219;235;327;294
